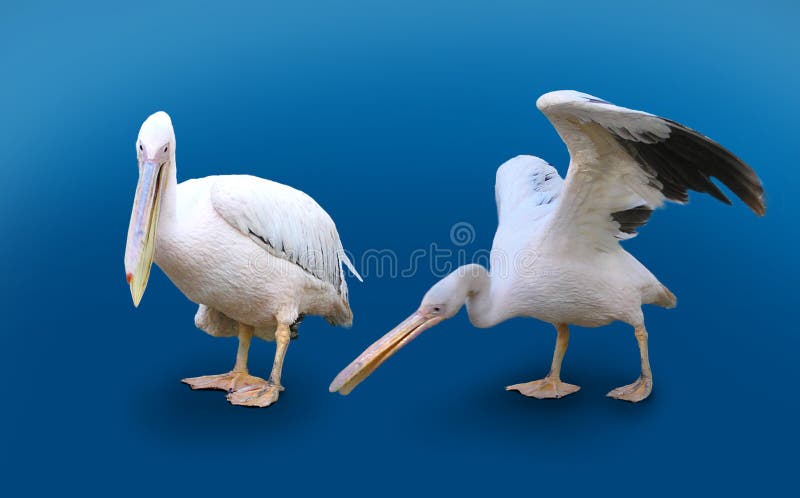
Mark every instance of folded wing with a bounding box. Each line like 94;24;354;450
210;175;362;297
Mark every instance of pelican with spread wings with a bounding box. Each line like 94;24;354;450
125;111;361;407
331;90;764;402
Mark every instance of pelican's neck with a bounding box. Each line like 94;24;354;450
158;159;179;227
455;264;502;328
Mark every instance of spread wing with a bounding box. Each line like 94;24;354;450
537;90;765;251
494;155;564;227
210;175;362;297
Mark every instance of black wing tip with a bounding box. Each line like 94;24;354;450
612;117;766;216
665;120;766;207
750;195;767;216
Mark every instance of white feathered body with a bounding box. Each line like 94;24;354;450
488;200;672;328
464;88;765;331
474;154;675;330
154;174;358;341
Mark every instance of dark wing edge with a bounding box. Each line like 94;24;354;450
611;205;654;236
612;117;766;216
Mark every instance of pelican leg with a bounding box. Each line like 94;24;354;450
607;324;653;402
227;322;290;407
182;323;267;392
506;323;580;399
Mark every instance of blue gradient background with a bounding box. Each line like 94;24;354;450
1;1;797;495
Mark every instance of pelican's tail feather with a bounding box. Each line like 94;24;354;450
655;285;677;309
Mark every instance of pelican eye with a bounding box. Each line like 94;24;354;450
432;306;442;314
138;144;143;151
163;145;169;153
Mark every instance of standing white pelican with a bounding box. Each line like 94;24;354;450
331;90;765;403
125;111;361;407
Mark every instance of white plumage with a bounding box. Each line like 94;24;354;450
331;90;764;403
157;175;361;335
210;176;360;298
125;112;361;407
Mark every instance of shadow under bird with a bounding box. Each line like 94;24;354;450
125;111;362;407
331;90;765;403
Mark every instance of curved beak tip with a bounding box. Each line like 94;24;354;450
328;380;350;395
328;373;346;394
126;272;133;284
329;312;444;396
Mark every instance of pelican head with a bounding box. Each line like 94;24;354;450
330;265;488;395
124;111;175;307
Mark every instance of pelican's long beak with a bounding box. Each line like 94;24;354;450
124;160;168;307
330;311;445;395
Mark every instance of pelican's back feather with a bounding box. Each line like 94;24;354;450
209;175;362;300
